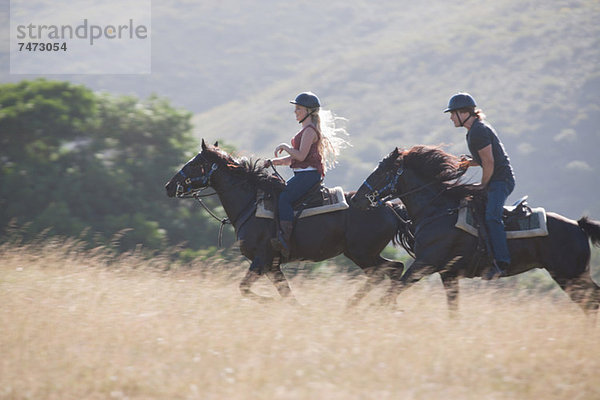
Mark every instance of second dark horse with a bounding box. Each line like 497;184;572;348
352;145;600;318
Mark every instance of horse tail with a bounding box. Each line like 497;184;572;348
578;216;600;247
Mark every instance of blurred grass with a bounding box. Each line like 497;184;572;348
1;239;599;400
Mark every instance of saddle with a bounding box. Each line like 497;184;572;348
456;195;549;278
256;182;349;220
456;195;549;239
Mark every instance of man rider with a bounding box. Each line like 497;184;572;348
445;93;515;279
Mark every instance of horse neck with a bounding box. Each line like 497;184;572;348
211;172;256;224
397;169;451;221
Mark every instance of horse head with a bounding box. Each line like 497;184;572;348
165;139;221;198
352;145;480;213
351;147;403;209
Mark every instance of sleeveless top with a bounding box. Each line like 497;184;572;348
290;125;324;177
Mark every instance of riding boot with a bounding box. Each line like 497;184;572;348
278;221;293;258
483;260;508;280
271;221;293;258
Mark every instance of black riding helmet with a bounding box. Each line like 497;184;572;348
444;93;477;113
290;92;321;109
291;92;321;123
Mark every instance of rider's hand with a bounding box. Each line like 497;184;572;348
274;143;290;157
458;160;470;170
263;159;273;168
458;154;472;170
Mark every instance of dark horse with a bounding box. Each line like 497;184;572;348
352;145;600;316
165;140;410;306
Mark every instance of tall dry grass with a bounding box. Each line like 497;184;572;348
1;239;599;400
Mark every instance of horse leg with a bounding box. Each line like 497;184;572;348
344;252;403;308
553;275;600;321
384;258;407;302
379;260;437;307
239;257;275;303
346;265;387;308
349;258;406;309
265;260;300;305
440;272;460;318
386;259;406;283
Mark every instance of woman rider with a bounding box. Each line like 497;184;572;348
265;92;348;257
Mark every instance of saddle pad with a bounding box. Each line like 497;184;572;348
455;206;549;239
256;186;349;219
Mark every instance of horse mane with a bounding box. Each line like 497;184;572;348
202;145;286;192
400;145;483;199
402;145;463;182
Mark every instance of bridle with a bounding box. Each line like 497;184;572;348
175;155;219;198
172;154;257;247
360;160;441;216
362;162;405;207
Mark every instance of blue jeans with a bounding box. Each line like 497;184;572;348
485;179;515;264
278;171;322;222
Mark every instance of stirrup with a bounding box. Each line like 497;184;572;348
483;260;506;280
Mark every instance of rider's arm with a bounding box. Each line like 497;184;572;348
270;155;292;166
274;127;317;162
478;144;494;187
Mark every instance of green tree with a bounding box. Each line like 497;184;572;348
0;79;228;252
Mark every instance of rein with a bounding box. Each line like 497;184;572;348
362;163;438;208
175;158;259;247
176;186;231;247
361;162;451;222
267;159;286;183
193;191;231;248
175;160;231;247
395;181;439;202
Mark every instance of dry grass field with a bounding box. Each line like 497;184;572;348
1;239;599;400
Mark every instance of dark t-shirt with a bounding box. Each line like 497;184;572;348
466;119;514;182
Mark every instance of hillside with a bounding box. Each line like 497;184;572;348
1;0;599;218
189;0;600;218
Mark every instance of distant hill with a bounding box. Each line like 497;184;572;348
2;0;599;218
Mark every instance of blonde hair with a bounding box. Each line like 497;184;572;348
457;107;486;121
474;108;486;120
312;108;350;172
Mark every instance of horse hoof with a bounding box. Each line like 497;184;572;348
482;269;506;280
346;303;357;310
284;297;301;307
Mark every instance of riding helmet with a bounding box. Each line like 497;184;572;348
290;92;321;109
444;93;477;113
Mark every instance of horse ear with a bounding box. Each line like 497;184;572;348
214;141;219;147
391;147;400;157
201;139;207;151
